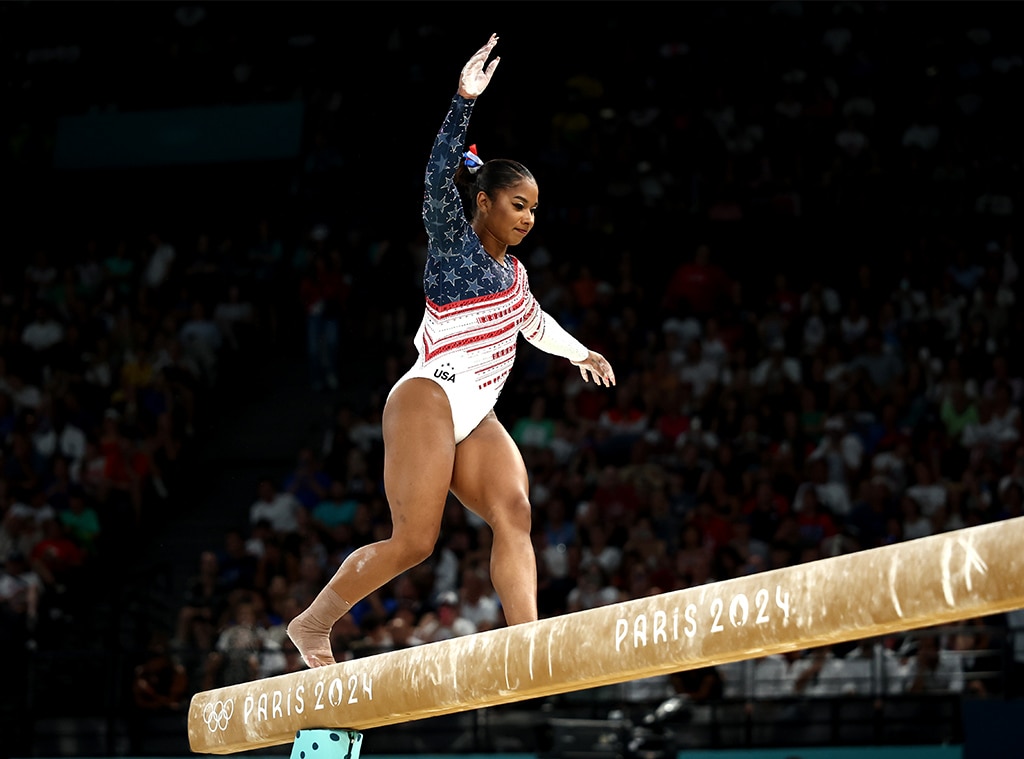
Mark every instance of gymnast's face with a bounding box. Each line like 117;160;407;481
475;179;538;251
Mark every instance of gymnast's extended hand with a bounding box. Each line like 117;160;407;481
573;350;617;388
459;34;501;99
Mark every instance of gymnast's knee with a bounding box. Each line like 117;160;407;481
391;529;441;566
491;494;533;535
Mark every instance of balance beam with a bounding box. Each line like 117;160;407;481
188;516;1024;754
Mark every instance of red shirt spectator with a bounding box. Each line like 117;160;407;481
691;501;734;551
299;254;349;319
663;243;732;317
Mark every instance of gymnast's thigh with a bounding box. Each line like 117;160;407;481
449;411;530;526
382;377;458;534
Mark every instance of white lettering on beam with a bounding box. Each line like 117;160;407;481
614;585;791;652
243;676;373;727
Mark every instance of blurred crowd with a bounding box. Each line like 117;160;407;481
3;0;1024;733
0;214;299;653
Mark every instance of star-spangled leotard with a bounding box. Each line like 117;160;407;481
387;93;589;443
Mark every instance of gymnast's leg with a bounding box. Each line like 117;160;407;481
449;411;537;625
288;378;455;666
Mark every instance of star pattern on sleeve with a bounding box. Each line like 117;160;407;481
421;94;516;306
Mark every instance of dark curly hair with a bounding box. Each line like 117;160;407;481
453;156;535;221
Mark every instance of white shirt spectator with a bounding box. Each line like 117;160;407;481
702;334;729;370
33;422;88;465
842;95;876;119
902;121;940;151
872;450;908;490
750;349;802;388
213;286;256;349
213;299;254;329
21;313;65;352
802;312;827;354
579;543;623;578
350;418;384;454
662;317;702;354
8;377;42;412
180;303;223;383
144;238;176;289
719;659;754;699
250;486;303;535
822;26;853;56
25;255;57;291
567;564;621;612
620;674;675;704
926;291;965;344
801;283;842;316
901;640;964;694
417;593;477;642
840;310;870;346
180;309;222;353
902;493;934;540
257;638;289;679
431;545;460;599
905;482;948;520
0;560;44;613
835;122;869;157
975;191;1013;217
77;255;104;293
84;351;114;390
792;476;852;518
751;654;790;698
566;582;620;612
821;641;903;696
459;593;501;631
962;402;1021;448
814;481;852;517
540;539;571;580
1007;608;1024;671
680;352;721;401
808;422;864;480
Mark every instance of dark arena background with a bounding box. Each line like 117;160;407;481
2;2;1024;759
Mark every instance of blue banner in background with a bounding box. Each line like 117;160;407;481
53;102;305;169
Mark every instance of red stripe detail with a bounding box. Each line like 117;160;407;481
474;355;516;378
521;301;543;339
424;258;521;316
422;322;518;362
477;367;512;390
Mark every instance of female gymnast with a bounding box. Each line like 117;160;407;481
288;33;616;667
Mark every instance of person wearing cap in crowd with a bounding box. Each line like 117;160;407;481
415;590;477;643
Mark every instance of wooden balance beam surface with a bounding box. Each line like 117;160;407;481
188;516;1024;754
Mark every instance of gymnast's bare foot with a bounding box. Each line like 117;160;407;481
287;613;336;668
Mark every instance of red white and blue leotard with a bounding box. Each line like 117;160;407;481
388;93;589;443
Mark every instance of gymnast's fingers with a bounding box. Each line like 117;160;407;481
604;360;616;386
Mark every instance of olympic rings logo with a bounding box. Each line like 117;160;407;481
203;699;235;732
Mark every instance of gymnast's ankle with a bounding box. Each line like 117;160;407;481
286;588;352;668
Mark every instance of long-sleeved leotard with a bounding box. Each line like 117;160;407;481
387;93;588;443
